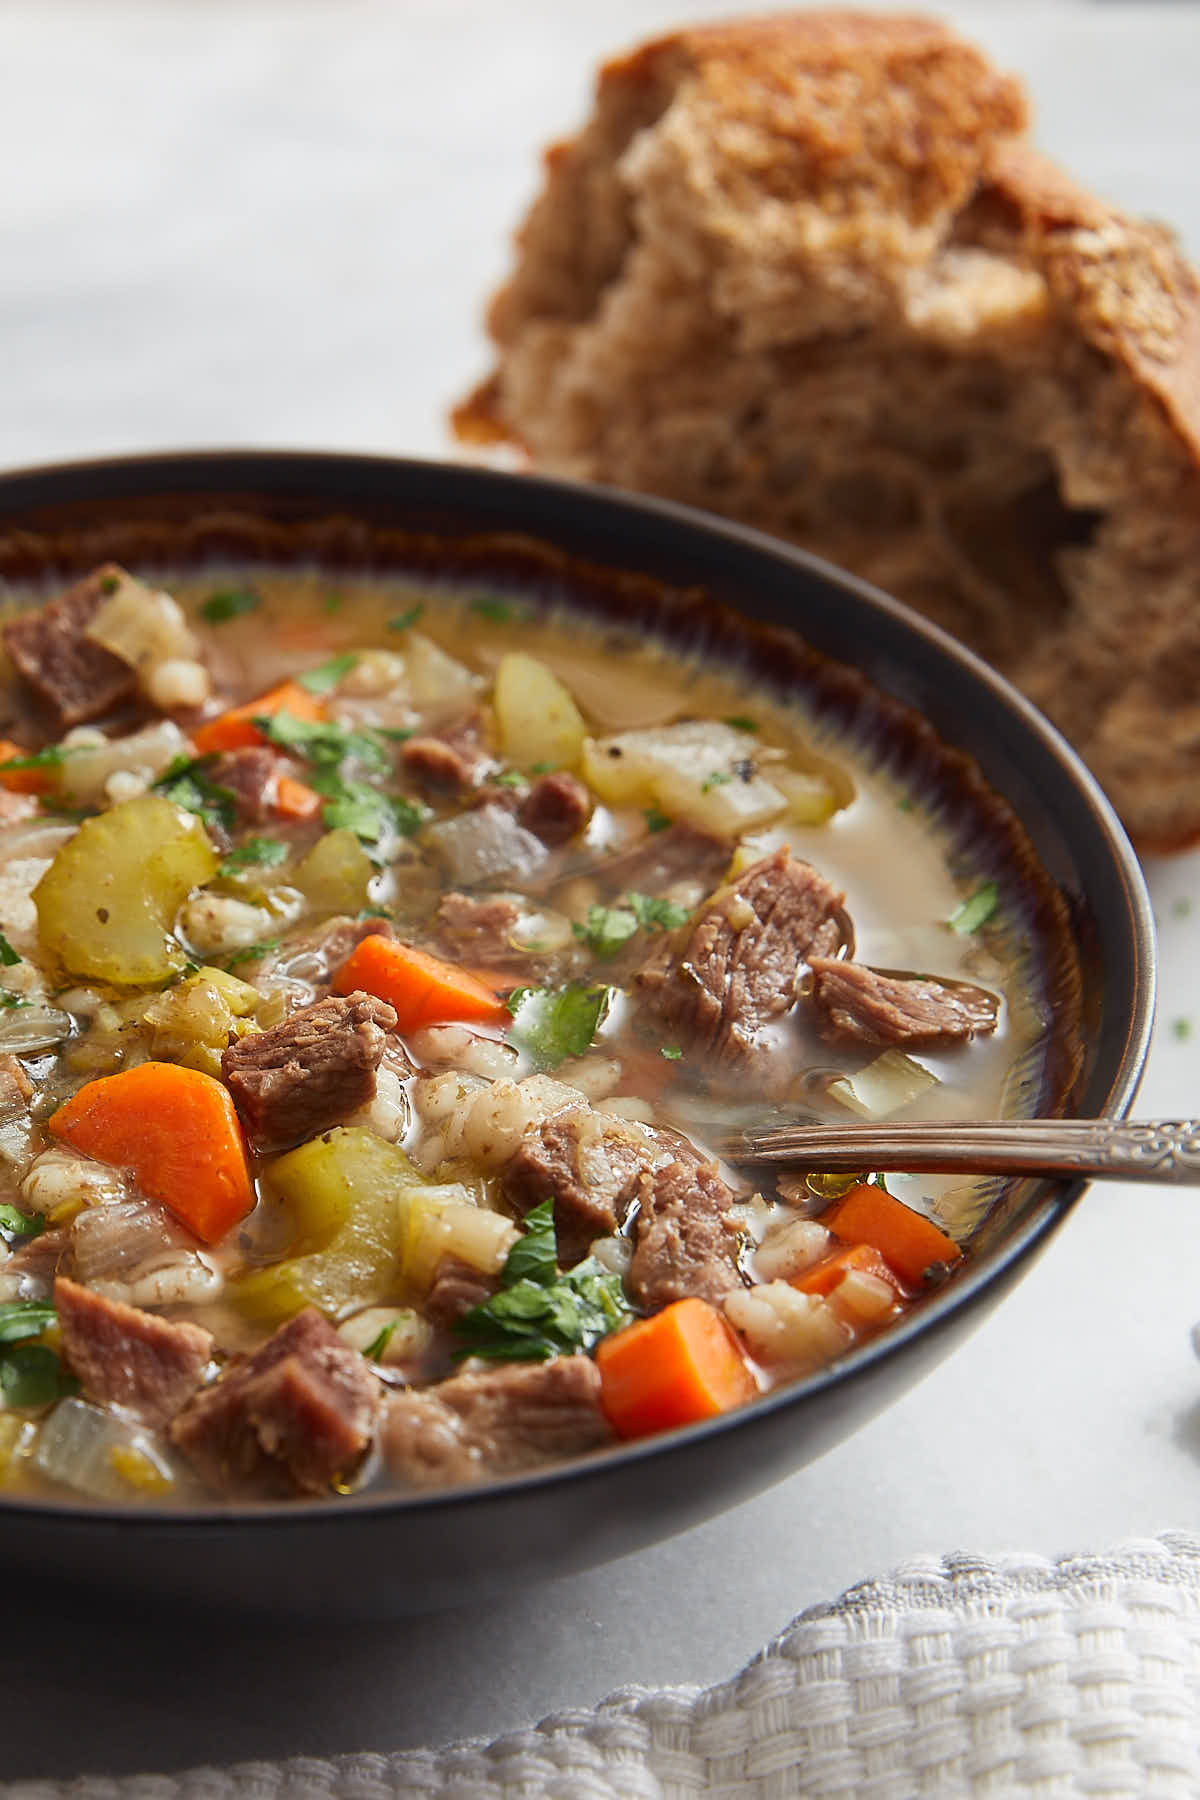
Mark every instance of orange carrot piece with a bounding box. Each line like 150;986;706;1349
191;680;324;755
595;1296;757;1440
334;934;509;1032
792;1240;905;1299
0;738;51;795
273;773;323;822
49;1063;255;1246
820;1182;962;1286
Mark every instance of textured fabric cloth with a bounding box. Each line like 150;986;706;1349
8;1535;1200;1799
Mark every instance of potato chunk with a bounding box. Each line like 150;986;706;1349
582;720;788;835
34;793;218;984
493;652;586;770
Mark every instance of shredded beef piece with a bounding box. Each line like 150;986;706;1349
423;1256;499;1329
639;847;845;1063
0;1055;32;1104
627;1154;744;1312
54;1274;213;1429
0;1228;70;1300
382;1355;611;1489
221;989;398;1149
401;711;493;793
518;771;591;845
501;1107;660;1265
170;1308;382;1496
808;957;1000;1047
2;568;137;727
433;891;524;963
594;822;730;901
205;746;279;825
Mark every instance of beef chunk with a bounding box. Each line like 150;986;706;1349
382;1355;611;1489
205;746;279;825
518;771;591;844
809;957;1000;1047
433;891;523;963
0;1228;70;1301
401;711;493;793
0;1055;32;1106
221;989;398;1149
423;1256;499;1329
594;822;729;901
2;568;137;727
501;1108;659;1265
54;1274;213;1429
170;1308;381;1496
628;1153;744;1312
639;847;845;1063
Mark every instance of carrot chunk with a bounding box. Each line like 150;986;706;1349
191;680;324;756
820;1182;961;1286
0;738;51;795
792;1240;904;1298
595;1296;757;1440
49;1063;255;1246
333;935;509;1032
273;773;323;821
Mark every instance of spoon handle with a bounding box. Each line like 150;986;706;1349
722;1118;1200;1184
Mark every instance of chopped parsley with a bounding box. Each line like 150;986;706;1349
253;711;389;774
625;891;690;932
219;837;289;876
1172;1017;1192;1042
0;744;74;774
452;1201;629;1363
322;591;344;614
643;807;672;834
700;769;733;793
573;890;690;958
0;1344;76;1409
724;716;758;733
308;768;427;844
363;1318;401;1362
0;993;28;1011
200;587;261;624
155;755;238;834
660;1044;683;1061
505;983;615;1067
387;604;425;632
948;880;999;935
0;932;19;968
224;940;281;970
469;596;525;625
0;1300;56;1345
493;770;528;790
297;652;359;696
0;1205;42;1246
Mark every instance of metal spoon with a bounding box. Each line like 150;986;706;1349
718;1117;1200;1184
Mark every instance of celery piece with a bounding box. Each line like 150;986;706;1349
34;794;218;984
291;828;374;917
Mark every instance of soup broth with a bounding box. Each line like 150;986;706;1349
0;558;1068;1505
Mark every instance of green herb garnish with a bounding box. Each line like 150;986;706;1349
0;744;75;774
0;932;19;968
0;1205;42;1246
224;940;281;970
322;591;344;614
387;604;425;632
0;1301;56;1345
0;993;28;1011
948;880;999;935
700;769;733;794
297;652;359;696
724;716;758;733
643;807;671;834
469;597;521;624
1172;1017;1192;1042
253;711;389;774
0;1344;76;1409
505;983;614;1067
453;1201;629;1363
155;755;238;834
625;891;690;932
494;770;527;790
363;1318;400;1362
219;837;289;876
200;588;261;624
660;1044;683;1061
572;905;639;959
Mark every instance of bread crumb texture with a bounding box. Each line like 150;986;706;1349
455;10;1200;851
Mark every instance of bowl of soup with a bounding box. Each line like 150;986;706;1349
0;450;1152;1615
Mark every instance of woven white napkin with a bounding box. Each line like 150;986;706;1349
8;1533;1200;1800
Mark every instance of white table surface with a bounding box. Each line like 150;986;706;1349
1;1;1199;1785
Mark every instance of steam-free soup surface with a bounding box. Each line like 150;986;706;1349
0;563;1044;1504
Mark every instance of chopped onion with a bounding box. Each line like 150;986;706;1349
33;1397;181;1501
0;1000;71;1056
827;1050;938;1119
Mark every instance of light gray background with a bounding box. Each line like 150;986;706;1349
0;1;1198;1783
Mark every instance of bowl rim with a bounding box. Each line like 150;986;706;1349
0;446;1157;1533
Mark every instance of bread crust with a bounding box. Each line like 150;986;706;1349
455;11;1200;851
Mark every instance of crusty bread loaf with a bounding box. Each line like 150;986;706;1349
454;11;1200;851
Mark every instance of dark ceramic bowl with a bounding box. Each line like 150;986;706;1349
0;451;1154;1617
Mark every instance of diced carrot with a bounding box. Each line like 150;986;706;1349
191;680;324;755
0;738;51;795
334;935;510;1032
48;1063;255;1246
594;1296;757;1440
792;1240;905;1299
820;1182;962;1286
273;773;323;822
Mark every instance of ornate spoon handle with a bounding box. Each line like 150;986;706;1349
722;1118;1200;1183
